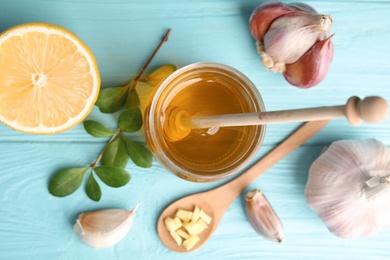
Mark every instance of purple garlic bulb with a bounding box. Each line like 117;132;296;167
250;1;334;88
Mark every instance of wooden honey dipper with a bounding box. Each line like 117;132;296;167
164;96;388;141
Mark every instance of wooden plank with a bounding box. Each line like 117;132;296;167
0;0;389;259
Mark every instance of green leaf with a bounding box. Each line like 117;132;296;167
118;107;143;133
83;120;115;138
86;171;102;201
101;135;129;169
125;89;140;109
125;139;153;168
49;166;89;197
94;166;131;188
95;85;129;113
144;64;176;87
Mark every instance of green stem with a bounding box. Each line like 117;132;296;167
133;28;172;90
91;128;121;168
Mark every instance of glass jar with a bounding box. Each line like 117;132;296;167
143;62;266;182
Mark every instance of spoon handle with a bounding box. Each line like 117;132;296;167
191;96;388;129
208;120;330;218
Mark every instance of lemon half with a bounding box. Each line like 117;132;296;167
0;22;100;134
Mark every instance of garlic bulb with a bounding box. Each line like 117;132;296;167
73;204;140;248
245;189;284;242
249;1;334;88
305;139;390;238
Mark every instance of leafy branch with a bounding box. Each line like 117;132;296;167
48;29;176;202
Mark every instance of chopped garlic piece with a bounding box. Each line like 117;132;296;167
191;205;201;222
164;217;176;232
184;221;200;235
200;209;212;224
188;219;208;236
183;235;200;251
190;225;204;236
196;219;208;233
169;231;182;246
197;218;208;228
176;209;193;222
182;220;189;227
173;217;182;230
177;229;190;239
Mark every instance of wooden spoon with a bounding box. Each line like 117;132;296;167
157;120;329;252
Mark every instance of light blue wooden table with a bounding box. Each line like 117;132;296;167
1;0;389;259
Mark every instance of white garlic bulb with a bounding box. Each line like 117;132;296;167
73;204;140;248
305;139;390;238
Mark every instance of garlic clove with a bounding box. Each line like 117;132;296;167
263;12;332;70
74;204;140;248
283;35;334;88
305;139;390;238
249;1;294;43
245;189;284;243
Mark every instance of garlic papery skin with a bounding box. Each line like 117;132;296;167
305;139;390;238
249;1;294;43
249;1;334;88
245;189;284;243
283;35;334;88
73;204;140;249
263;13;332;70
249;1;319;42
